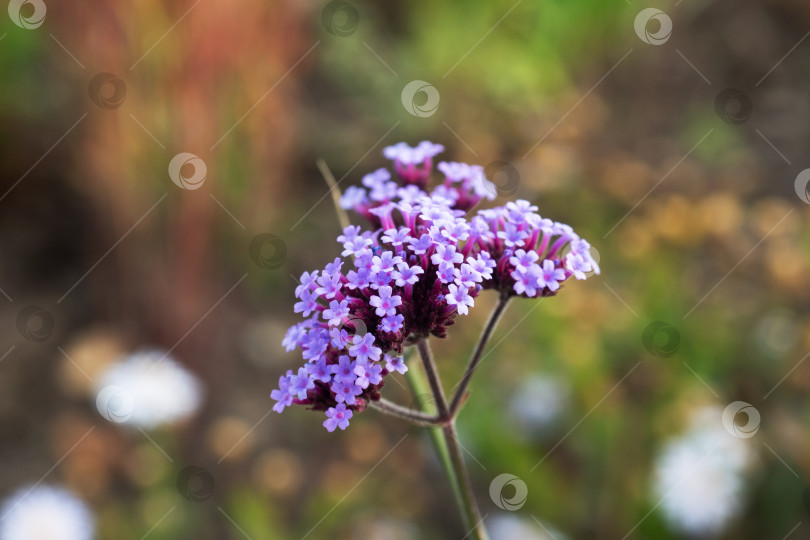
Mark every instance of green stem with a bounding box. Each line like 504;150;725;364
442;420;488;539
415;340;489;540
403;355;464;517
449;294;511;417
416;340;449;419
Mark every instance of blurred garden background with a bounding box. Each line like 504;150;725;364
1;0;809;538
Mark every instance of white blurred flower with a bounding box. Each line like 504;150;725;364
755;308;799;356
352;516;418;540
0;485;94;540
509;374;570;437
653;405;755;536
95;350;203;429
487;514;565;540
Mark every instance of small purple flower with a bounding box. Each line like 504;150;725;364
354;249;374;269
370;181;399;202
369;286;402;317
469;216;493;240
466;254;494;282
307;358;332;383
293;289;319;317
339;185;367;209
342;236;373;257
564;252;591;280
324;257;343;275
445;284;475;315
454;264;478;288
354;361;383;388
420;205;452;224
437;264;456;284
383;141;443;164
271;374;293;413
323;403;353;432
479;251;497;270
470;171;496;200
348;333;382;363
407;233;433;255
567;238;600;276
282;321;310;352
301;328;329;361
336;225;361;244
438;161;473;183
315;272;343;299
290;367;315;400
323;299;350;326
332;379;363;404
353;361;371;389
330;327;351;349
416;140;445;160
368;269;393;290
365;363;383;385
546;221;568;237
331;355;356;382
432;184;461;204
371;252;402;274
295;270;319;298
431;244;463;267
537;259;566;292
382;227;411;247
392;262;424;287
506;199;538;223
440;219;470;243
497;222;530;247
385;354;408;374
512;266;540;297
510;249;539;273
380;313;404;333
362;168;392;189
397;184;425;202
345;268;371;290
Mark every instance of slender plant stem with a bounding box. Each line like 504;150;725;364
448;294;511;416
368;397;444;426
403;356;464;514
416;339;450;418
417;339;489;540
316;158;350;231
442;420;488;540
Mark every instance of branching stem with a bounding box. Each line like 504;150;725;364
368;397;445;426
372;295;512;540
449;293;511;416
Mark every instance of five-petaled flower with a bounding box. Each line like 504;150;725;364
323;403;353;432
370;286;402;317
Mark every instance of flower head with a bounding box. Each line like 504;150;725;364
274;141;599;430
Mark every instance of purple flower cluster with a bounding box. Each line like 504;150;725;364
273;141;599;431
